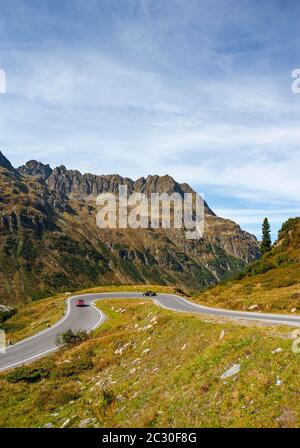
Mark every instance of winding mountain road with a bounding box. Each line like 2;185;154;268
1;292;300;372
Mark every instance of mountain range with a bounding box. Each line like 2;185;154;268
0;151;260;305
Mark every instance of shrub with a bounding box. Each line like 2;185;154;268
0;322;25;333
247;260;275;276
44;272;73;289
289;292;300;300
278;218;300;238
0;308;17;324
31;290;52;301
6;364;51;383
233;270;246;281
37;382;81;411
101;389;115;406
174;287;187;296
55;351;94;377
271;278;297;289
276;254;288;266
56;329;88;348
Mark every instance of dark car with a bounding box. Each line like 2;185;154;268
143;291;157;297
76;299;86;307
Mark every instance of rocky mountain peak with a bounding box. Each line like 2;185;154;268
18;160;53;180
135;174;181;195
0;151;16;171
15;157;216;215
44;163;195;201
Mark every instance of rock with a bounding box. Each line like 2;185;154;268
220;364;240;380
78;418;97;428
248;305;259;310
137;324;153;332
18;160;52;180
60;419;70;428
276;376;282;386
271;348;283;354
0;305;11;312
114;342;131;355
142;348;150;354
291;308;297;313
132;358;141;364
219;330;225;341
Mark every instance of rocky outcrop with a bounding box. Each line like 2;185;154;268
18;160;52;180
46;166;133;198
0;151;17;172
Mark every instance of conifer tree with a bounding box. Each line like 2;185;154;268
260;217;272;254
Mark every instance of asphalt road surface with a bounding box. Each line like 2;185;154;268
1;292;300;372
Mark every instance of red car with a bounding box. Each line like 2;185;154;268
76;299;86;307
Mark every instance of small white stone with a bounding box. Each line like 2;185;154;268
219;330;225;341
248;304;259;310
271;348;282;354
61;419;70;428
220;364;240;380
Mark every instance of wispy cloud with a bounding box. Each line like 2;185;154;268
0;0;299;238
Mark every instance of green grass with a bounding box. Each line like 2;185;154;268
0;299;299;428
2;294;67;343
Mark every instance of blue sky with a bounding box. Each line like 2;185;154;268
0;0;300;240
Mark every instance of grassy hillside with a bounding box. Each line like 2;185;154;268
194;218;300;313
0;298;299;428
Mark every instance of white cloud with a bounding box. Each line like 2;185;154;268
0;0;299;238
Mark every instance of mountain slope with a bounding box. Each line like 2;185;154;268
1;298;299;428
0;151;259;305
196;217;300;313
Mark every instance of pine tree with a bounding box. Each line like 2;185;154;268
260;217;272;254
